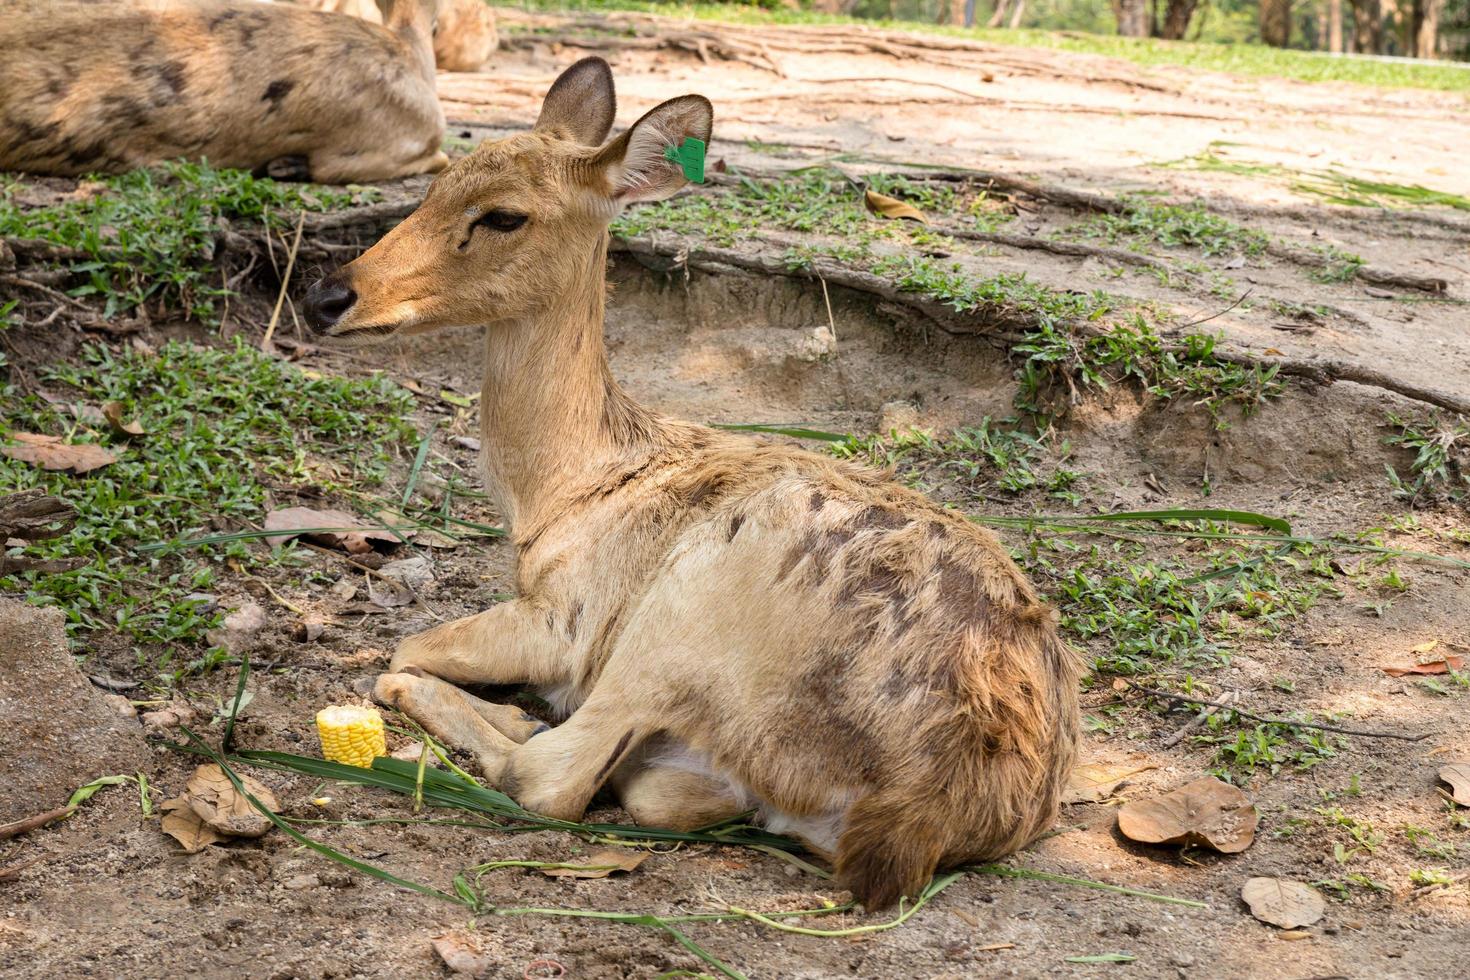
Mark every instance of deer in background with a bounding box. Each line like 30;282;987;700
303;57;1081;908
291;0;498;71
0;0;446;182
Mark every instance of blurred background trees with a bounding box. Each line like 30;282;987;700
804;0;1468;58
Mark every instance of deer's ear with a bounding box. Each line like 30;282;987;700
591;95;713;206
534;57;616;146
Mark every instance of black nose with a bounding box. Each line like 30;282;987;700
304;276;357;332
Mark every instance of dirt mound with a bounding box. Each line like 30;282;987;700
0;599;149;821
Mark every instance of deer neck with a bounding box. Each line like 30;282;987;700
478;234;661;533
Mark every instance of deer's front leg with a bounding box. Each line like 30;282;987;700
390;597;566;686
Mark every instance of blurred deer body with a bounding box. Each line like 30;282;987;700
290;0;498;71
0;0;446;181
303;58;1081;909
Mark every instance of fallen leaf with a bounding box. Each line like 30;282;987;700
160;797;226;853
1241;877;1325;929
292;619;325;642
1117;776;1258;853
439;389;479;408
1411;639;1440;654
367;576;414;608
1440;763;1470;806
1383;655;1464;677
1;433;117;474
263;507;400;554
100;401;145;437
184;763;278;838
1063;762;1157;804
864;189;928;224
431;933;494;976
539;849;648;879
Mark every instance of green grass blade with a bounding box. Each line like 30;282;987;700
969;864;1207;908
401;422;438;508
711;422;850;442
222;650;250;752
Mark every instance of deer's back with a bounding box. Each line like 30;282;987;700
0;1;441;175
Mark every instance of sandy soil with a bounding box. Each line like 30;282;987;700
3;11;1469;980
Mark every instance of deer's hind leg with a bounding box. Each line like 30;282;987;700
610;743;748;831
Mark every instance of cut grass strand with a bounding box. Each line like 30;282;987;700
969;864;1208;908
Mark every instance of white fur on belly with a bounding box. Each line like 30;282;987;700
643;742;853;854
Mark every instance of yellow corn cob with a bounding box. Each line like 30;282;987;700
315;705;387;768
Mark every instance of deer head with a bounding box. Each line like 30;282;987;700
303;57;712;339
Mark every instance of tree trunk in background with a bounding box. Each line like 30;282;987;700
1159;0;1200;38
1380;0;1404;53
1414;0;1441;56
944;0;967;25
1327;0;1344;50
1260;0;1292;45
1349;0;1380;51
1007;0;1025;26
1113;0;1152;35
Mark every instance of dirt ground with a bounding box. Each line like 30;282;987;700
4;10;1469;980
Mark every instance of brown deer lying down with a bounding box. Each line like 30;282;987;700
0;0;446;181
290;0;497;72
303;58;1081;908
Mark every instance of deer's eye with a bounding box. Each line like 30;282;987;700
475;210;528;233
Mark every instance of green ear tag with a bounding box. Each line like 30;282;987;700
663;138;707;184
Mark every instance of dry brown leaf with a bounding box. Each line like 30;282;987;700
539;849;648;879
1383;655;1464;677
1241;877;1325;929
1117;776;1257;853
100;401;145;437
1440;763;1470;806
263;507;399;554
430;933;494;976
1;433;117;474
864;189;928;224
1062;762;1157;804
160;797;226;854
1411;639;1440;654
184;763;278;838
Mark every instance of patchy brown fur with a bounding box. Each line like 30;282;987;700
0;0;446;181
304;57;1082;909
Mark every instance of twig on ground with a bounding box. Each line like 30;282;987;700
262;210;306;352
1178;288;1253;329
1126;684;1430;742
0;854;46;882
0;806;74;840
1162;690;1237;748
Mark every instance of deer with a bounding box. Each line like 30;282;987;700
288;0;497;72
0;0;446;182
302;57;1081;909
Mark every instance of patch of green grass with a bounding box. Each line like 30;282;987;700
1014;318;1284;426
1404;826;1457;860
1383;411;1468;504
1165;146;1470;211
832;417;1083;502
0;340;413;675
1304;243;1366;284
1073;199;1267;258
1046;538;1323;675
0;161;370;320
516;1;1470;92
1200;716;1343;781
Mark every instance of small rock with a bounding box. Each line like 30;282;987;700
451;436;482;452
142;703;198;731
378;556;434;591
206;601;267;655
878;400;920;434
1170;952;1195;968
792;325;836;362
104;693;137;719
329;578;358;601
283;874;320;891
183;592;219;613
